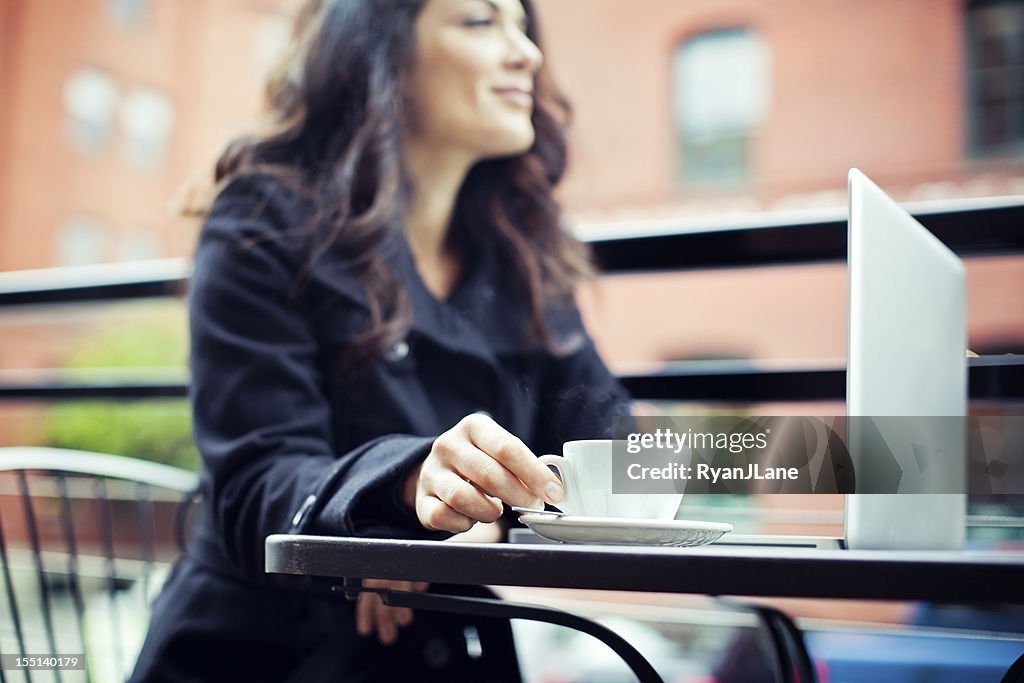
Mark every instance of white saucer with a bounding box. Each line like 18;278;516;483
518;514;733;547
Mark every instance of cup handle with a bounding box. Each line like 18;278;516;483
538;454;576;514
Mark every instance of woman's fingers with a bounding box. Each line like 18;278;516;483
415;490;478;533
413;413;565;532
373;593;397;644
435;437;543;510
358;580;429;645
356;588;372;637
461;414;564;505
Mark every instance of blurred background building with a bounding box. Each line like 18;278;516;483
540;0;1024;365
0;0;296;272
547;0;1024;214
1;0;1021;371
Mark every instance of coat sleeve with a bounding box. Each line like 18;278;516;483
189;180;441;579
530;306;634;457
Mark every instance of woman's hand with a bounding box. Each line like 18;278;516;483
356;579;429;645
404;413;565;533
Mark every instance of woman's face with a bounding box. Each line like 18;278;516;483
405;0;543;160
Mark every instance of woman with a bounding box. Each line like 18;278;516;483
130;0;630;680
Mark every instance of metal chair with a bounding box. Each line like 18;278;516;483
1003;651;1024;683
0;447;198;683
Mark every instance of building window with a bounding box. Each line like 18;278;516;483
63;68;119;154
673;29;771;185
967;0;1024;156
119;228;160;262
57;216;106;266
118;87;175;169
106;0;149;29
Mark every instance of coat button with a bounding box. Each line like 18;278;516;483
385;339;410;362
291;494;317;528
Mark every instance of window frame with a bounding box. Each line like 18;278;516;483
964;0;1024;159
672;26;771;190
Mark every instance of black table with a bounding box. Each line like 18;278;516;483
266;535;1024;603
265;535;1024;682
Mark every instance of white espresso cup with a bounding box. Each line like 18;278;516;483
538;439;683;519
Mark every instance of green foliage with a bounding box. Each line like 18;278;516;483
60;306;188;368
45;400;199;471
41;307;199;471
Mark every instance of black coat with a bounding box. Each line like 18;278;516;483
130;176;631;682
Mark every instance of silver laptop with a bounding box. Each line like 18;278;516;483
514;170;968;550
717;170;968;551
844;168;967;550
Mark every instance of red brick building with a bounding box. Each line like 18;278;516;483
0;0;1021;366
0;0;298;272
539;0;1024;215
536;0;1024;363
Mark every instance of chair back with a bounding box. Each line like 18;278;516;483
0;447;198;683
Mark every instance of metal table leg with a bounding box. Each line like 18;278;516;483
336;582;665;683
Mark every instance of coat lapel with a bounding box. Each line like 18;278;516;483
304;226;540;368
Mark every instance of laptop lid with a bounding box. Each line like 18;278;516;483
844;168;967;549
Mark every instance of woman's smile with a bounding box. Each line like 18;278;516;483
492;86;534;109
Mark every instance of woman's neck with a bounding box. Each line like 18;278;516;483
402;141;478;300
403;141;475;259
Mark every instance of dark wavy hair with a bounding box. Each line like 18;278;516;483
204;0;591;370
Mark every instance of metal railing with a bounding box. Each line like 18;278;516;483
1;196;1022;403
